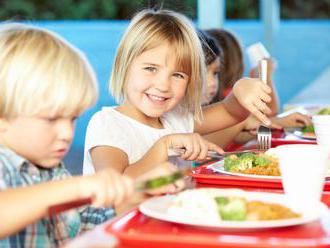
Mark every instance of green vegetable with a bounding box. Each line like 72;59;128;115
224;156;240;171
224;152;272;171
254;156;272;167
302;125;314;133
142;172;183;190
215;196;247;221
317;107;330;115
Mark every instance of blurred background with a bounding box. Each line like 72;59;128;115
1;0;329;174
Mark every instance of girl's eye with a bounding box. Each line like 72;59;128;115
214;71;220;77
144;67;157;73
173;73;185;79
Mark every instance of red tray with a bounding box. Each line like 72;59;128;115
106;204;330;248
271;138;316;147
190;165;330;191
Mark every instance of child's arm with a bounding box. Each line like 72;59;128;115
271;112;312;128
90;133;223;178
203;121;246;147
0;168;133;238
195;77;272;135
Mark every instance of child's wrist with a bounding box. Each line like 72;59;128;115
76;176;92;200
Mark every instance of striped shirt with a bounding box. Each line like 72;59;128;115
0;145;115;247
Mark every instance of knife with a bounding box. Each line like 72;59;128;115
170;148;259;160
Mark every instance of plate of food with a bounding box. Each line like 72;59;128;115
293;128;316;140
291;107;330;140
208;151;281;179
139;188;324;230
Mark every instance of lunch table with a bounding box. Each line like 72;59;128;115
65;129;330;248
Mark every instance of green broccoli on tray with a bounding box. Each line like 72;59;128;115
301;107;330;134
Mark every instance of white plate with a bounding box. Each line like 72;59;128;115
293;130;316;140
139;190;325;230
207;160;281;180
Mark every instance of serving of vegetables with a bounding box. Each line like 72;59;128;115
224;152;280;176
215;196;300;221
302;107;330;134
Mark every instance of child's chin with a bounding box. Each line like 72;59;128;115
37;159;62;168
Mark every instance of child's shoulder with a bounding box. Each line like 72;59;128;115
87;106;135;131
90;106;122;122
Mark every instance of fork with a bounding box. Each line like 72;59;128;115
257;59;272;150
257;125;272;150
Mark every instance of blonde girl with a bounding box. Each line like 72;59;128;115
83;9;273;178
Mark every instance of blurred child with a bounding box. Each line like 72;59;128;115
197;30;222;106
83;9;273;179
206;29;280;114
0;23;134;246
204;28;311;144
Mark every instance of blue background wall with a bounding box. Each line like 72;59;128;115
31;20;330;174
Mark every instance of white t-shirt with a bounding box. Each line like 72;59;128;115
83;106;194;175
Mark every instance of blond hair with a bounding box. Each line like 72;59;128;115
0;23;98;119
110;9;205;120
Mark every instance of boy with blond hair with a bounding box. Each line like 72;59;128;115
0;23;134;247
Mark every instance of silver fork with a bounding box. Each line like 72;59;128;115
257;59;272;150
257;125;272;150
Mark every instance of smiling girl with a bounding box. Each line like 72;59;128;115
83;9;273;179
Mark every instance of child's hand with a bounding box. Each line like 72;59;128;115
271;112;312;128
136;162;185;195
233;77;272;126
80;168;134;208
243;115;282;135
164;133;224;161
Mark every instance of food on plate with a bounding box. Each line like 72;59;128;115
301;107;330;136
168;188;300;222
317;107;330;115
224;152;280;176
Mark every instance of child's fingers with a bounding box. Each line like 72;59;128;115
197;140;209;160
259;92;272;103
296;114;312;126
207;142;224;154
144;184;176;195
188;136;202;160
250;107;271;126
254;99;272;115
259;81;272;93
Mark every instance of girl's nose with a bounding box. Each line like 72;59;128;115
154;73;170;91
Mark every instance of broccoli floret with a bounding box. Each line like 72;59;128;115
224;156;240;171
215;196;247;221
318;108;330;115
254;156;272;167
237;153;255;169
302;125;314;133
224;153;256;171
